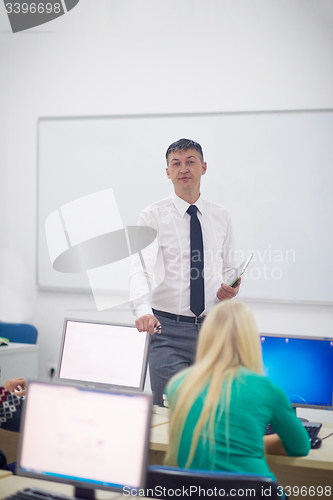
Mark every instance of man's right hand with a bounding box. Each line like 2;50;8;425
135;314;161;335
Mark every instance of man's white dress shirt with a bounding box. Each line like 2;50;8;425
130;192;238;319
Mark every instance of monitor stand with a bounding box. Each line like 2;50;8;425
294;407;309;422
75;487;95;500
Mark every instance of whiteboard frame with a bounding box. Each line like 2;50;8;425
36;109;333;305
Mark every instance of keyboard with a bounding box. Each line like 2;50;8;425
265;421;322;438
3;488;77;500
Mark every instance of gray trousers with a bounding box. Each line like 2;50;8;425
149;313;201;405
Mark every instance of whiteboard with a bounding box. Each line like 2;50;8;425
37;111;333;304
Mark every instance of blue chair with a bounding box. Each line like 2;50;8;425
0;322;38;344
146;465;281;500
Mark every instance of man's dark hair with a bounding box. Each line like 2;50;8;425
166;138;204;163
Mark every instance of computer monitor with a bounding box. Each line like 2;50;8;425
260;333;333;410
16;381;152;497
57;319;150;392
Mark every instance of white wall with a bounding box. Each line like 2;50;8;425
1;0;333;418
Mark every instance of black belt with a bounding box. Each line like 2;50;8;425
153;309;206;325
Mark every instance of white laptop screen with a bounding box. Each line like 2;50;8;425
57;320;149;391
17;382;152;493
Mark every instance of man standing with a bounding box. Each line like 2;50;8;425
132;138;240;405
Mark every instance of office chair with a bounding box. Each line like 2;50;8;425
146;465;281;500
0;322;38;344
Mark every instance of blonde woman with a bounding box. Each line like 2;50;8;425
165;301;310;478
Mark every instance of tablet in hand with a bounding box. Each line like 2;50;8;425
226;253;254;287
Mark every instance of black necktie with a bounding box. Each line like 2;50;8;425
187;205;205;317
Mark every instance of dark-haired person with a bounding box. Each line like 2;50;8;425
0;378;26;472
132;139;240;405
0;377;26;432
165;301;310;478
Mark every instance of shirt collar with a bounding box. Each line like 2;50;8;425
171;192;204;217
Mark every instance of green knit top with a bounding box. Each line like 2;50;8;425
166;367;310;479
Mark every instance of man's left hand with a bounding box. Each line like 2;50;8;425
216;278;241;301
3;377;27;397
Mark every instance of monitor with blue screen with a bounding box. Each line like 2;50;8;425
260;334;333;410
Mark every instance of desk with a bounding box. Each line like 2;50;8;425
149;422;333;500
0;470;12;479
0;476;119;500
0;343;38;385
151;412;170;428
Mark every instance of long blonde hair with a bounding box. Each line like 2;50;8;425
165;300;263;467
